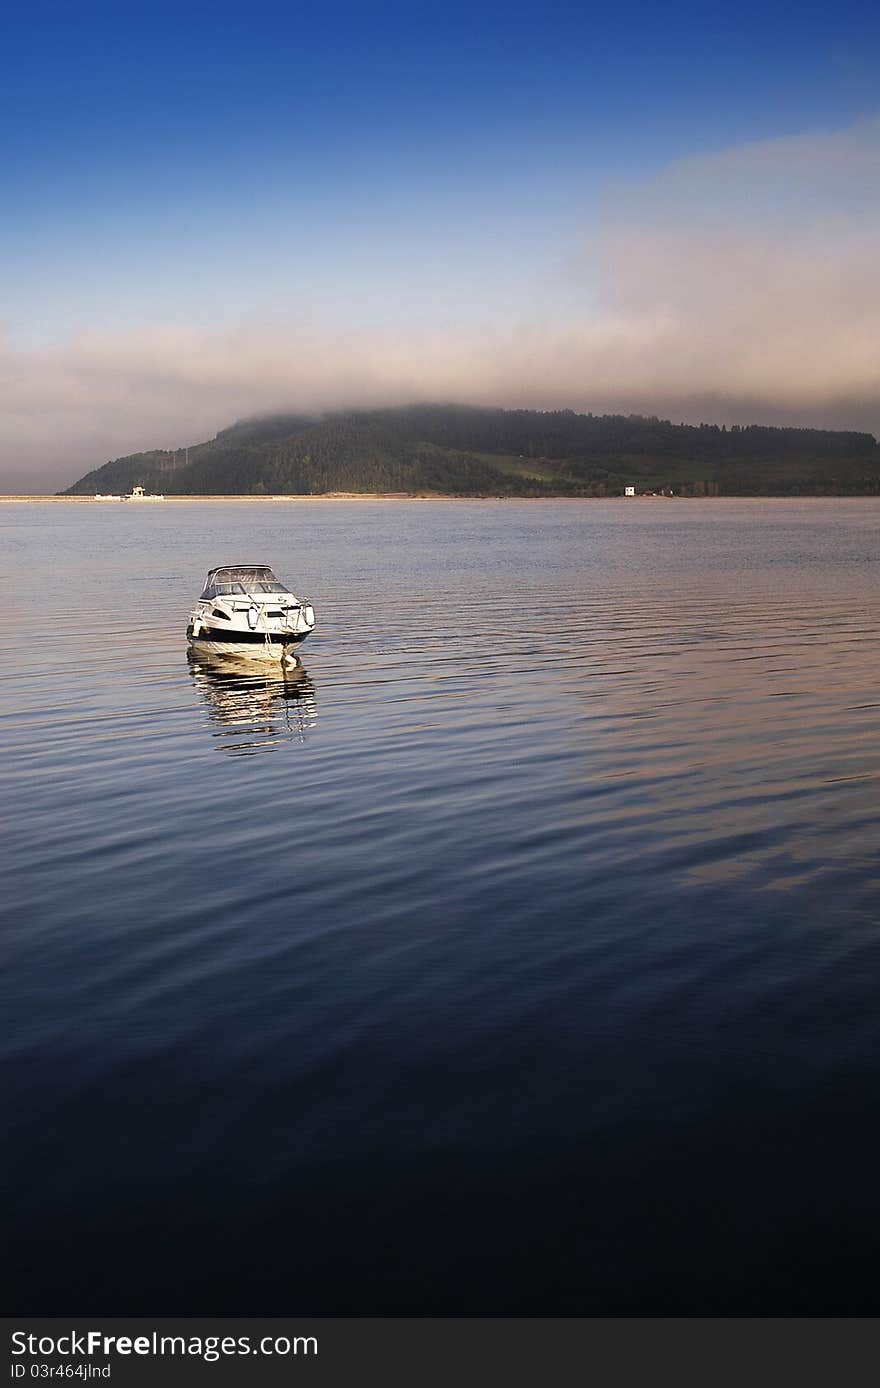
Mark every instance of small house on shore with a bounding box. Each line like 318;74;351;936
127;484;165;501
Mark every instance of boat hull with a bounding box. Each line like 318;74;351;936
187;627;310;661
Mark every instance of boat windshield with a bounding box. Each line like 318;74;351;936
200;566;288;598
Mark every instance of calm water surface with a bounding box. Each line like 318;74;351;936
3;498;880;1312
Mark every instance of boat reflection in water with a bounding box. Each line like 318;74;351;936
187;650;317;756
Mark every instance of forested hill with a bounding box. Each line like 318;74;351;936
62;404;880;497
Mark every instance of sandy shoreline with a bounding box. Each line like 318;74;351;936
1;492;868;503
2;492;660;502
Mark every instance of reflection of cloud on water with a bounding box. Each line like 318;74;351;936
188;652;317;756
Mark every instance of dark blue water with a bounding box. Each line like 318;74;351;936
3;498;880;1312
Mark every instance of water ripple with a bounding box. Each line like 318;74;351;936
4;498;880;1312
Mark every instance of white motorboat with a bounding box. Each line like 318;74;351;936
186;564;316;663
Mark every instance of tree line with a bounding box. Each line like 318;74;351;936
63;404;880;497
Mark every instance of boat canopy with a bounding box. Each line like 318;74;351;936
200;565;288;598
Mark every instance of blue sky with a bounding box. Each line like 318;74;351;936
2;0;880;487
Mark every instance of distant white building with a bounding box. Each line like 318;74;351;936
127;484;165;501
624;486;636;497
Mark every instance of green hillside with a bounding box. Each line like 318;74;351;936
62;404;880;497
